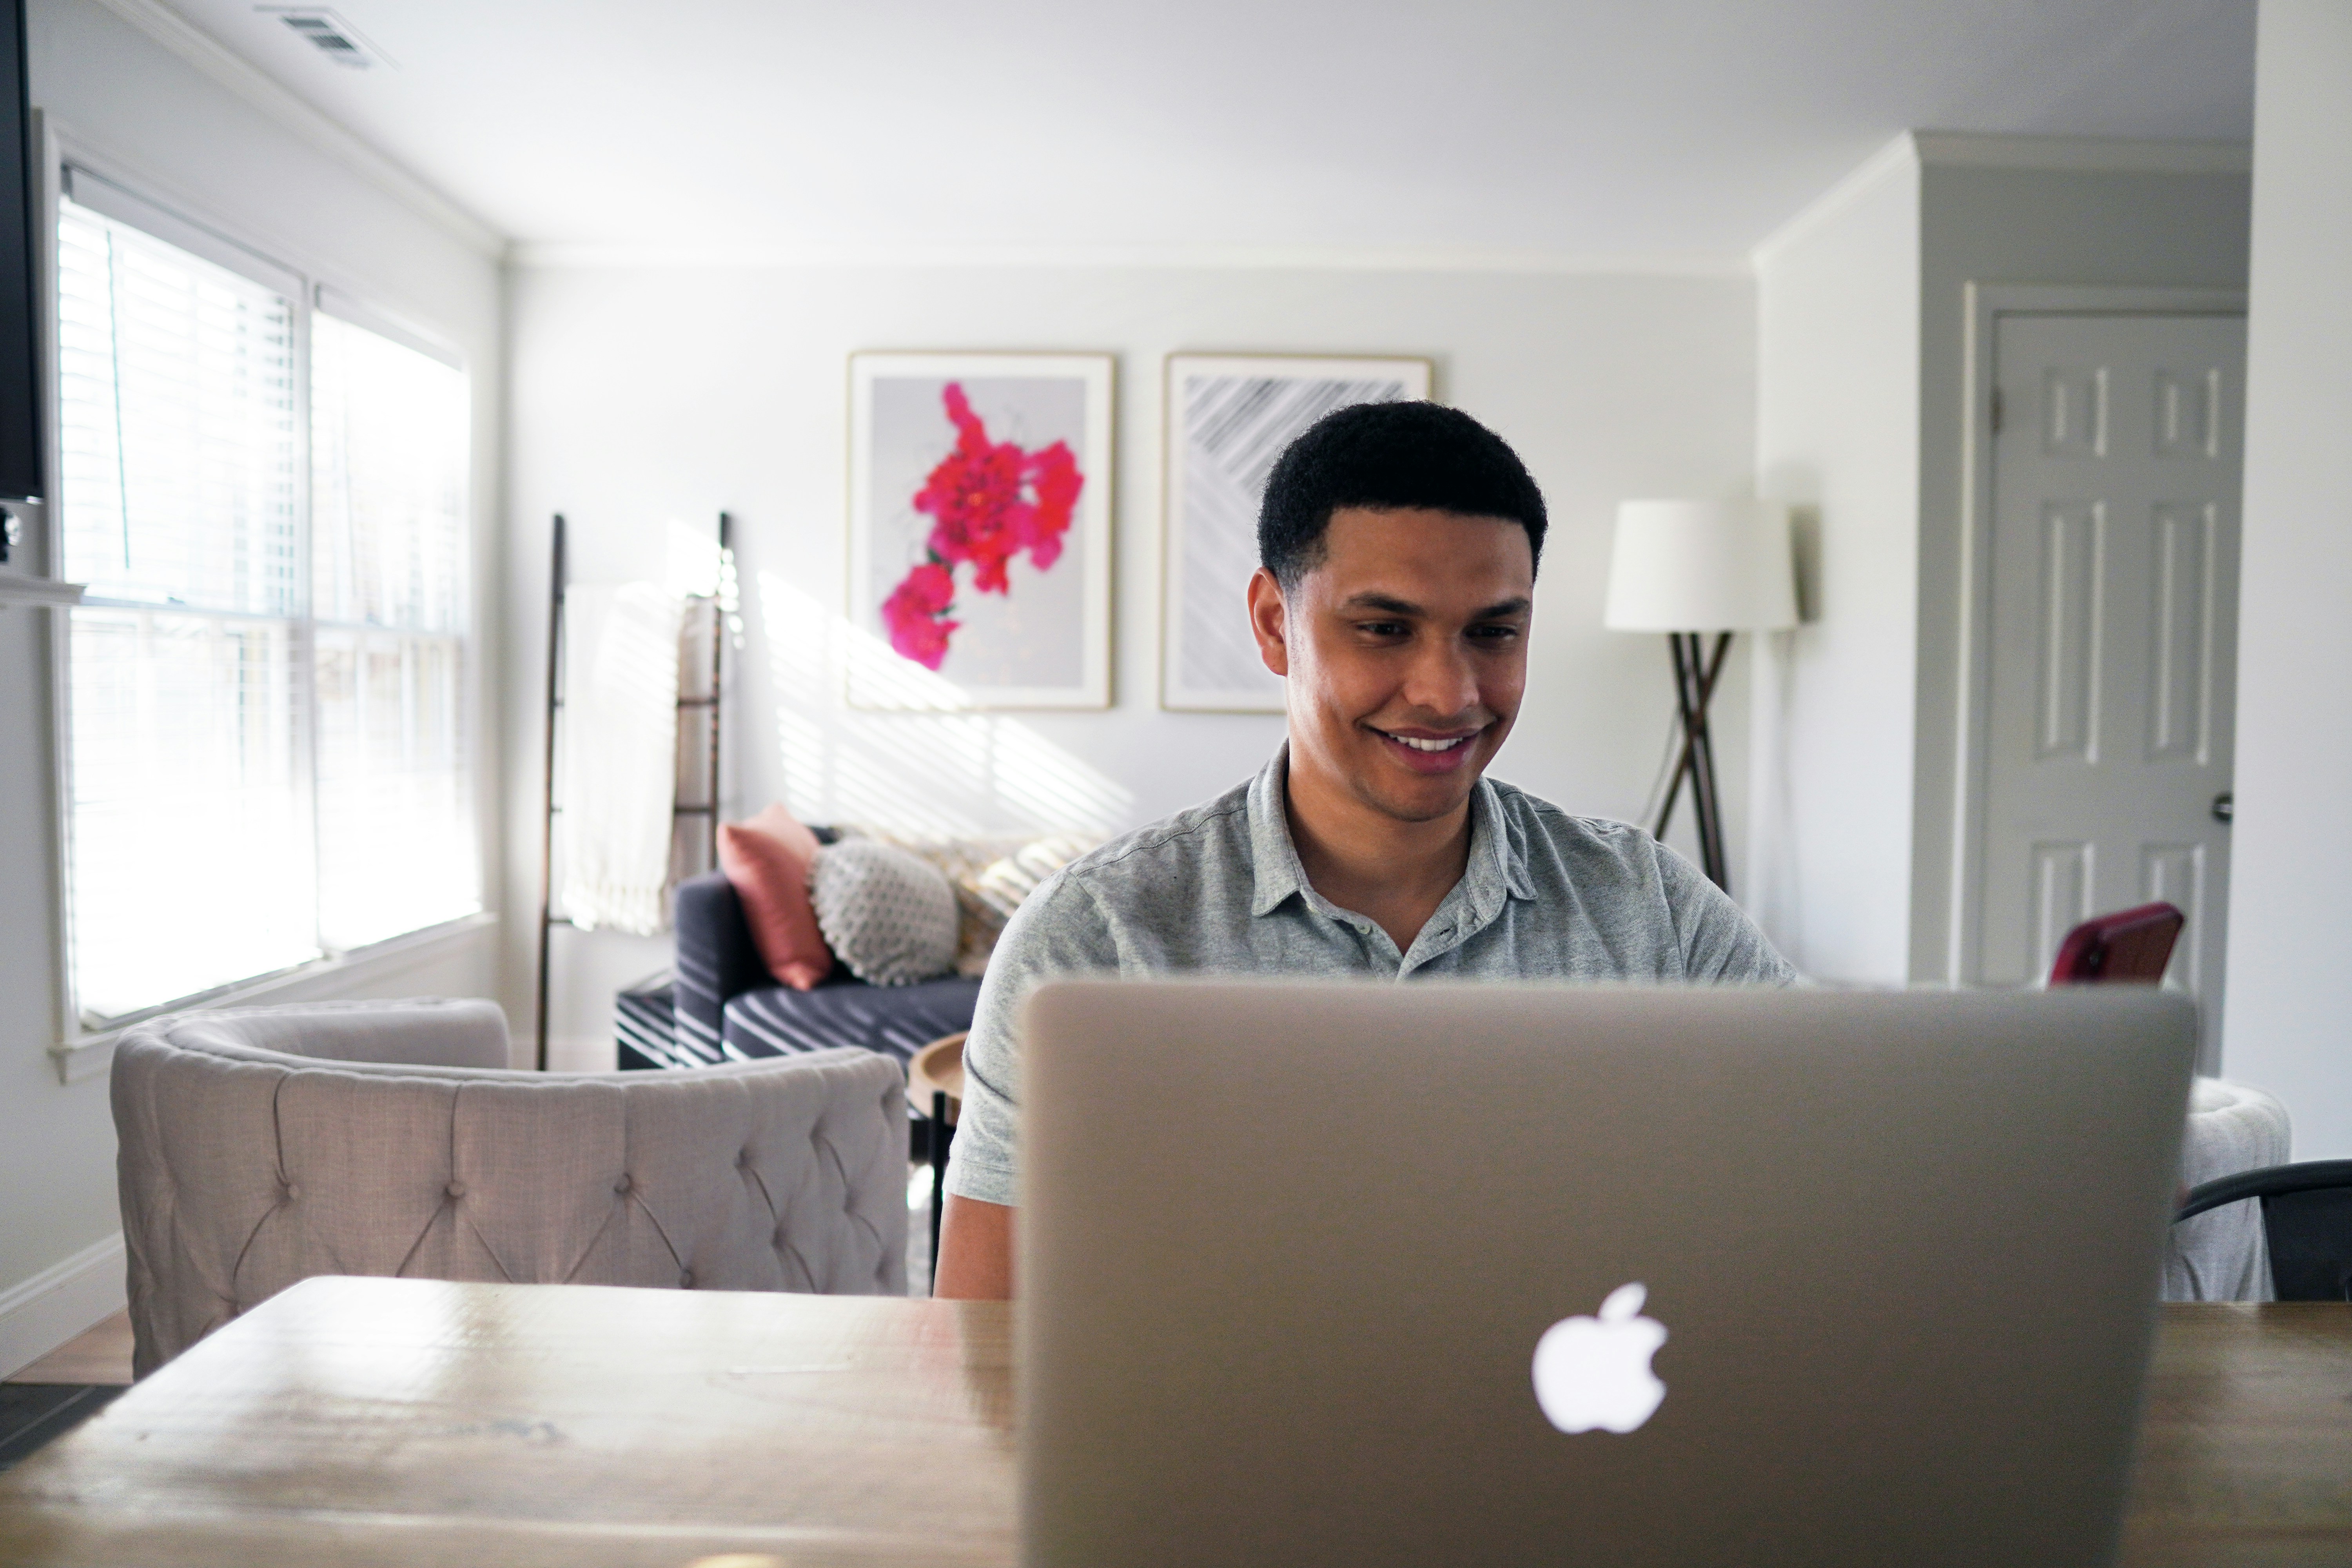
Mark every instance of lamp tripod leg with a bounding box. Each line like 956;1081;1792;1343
1646;630;1740;893
1652;632;1733;893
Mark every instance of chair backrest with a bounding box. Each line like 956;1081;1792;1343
2048;902;2185;985
111;1000;908;1375
162;996;513;1068
2176;1160;2352;1301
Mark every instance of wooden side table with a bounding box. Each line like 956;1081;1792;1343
911;1031;967;1278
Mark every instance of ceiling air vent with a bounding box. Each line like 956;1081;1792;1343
259;8;388;69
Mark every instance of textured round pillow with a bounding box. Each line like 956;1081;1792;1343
808;839;960;986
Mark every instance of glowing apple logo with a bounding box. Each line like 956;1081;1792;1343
1531;1282;1668;1434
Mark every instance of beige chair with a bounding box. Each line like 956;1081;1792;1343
111;998;907;1376
2165;1076;2292;1302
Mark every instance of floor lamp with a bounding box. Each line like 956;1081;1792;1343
1603;500;1797;894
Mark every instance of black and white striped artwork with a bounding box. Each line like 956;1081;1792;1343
1161;355;1432;711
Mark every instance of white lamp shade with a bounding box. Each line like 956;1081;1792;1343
1602;499;1798;632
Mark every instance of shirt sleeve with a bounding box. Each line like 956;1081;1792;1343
1653;842;1800;985
942;869;1120;1208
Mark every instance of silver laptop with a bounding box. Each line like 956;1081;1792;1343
1017;980;2196;1568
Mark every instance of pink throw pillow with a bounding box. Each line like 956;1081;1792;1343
716;804;833;991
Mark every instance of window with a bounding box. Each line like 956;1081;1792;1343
310;310;474;951
55;171;475;1026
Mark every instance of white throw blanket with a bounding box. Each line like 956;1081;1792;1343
2164;1076;2292;1302
560;583;684;935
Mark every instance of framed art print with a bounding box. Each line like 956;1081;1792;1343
1161;354;1432;712
848;352;1114;709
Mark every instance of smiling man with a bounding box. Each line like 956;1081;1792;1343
933;401;1795;1298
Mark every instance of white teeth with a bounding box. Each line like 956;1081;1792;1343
1394;734;1467;752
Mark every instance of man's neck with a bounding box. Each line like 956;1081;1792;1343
1282;748;1474;955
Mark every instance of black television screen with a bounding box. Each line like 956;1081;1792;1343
0;0;39;503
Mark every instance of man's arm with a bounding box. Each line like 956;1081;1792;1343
936;869;1118;1299
1653;839;1798;984
933;1194;1014;1299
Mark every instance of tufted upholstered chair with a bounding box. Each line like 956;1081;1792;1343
111;998;907;1376
2163;1076;2292;1302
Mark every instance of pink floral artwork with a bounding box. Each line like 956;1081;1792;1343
881;382;1084;670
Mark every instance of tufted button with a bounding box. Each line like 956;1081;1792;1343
445;1181;466;1199
679;1270;693;1288
613;1174;632;1195
283;1183;300;1201
738;1149;753;1169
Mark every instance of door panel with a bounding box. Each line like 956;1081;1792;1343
2145;502;2216;764
2033;500;2104;762
1980;313;2244;1054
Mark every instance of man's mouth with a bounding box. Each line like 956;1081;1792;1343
1367;725;1485;770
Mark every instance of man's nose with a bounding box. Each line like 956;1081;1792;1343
1399;633;1481;720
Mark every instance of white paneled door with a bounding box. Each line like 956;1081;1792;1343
1980;312;2245;1048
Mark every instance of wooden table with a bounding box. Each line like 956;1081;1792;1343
2120;1303;2352;1566
0;1279;2346;1567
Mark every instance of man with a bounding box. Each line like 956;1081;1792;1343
935;402;1795;1298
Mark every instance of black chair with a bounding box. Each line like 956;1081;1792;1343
2176;1160;2352;1301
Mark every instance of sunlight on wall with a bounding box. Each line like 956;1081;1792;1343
755;569;1133;837
663;518;724;599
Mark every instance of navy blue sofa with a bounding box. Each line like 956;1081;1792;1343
670;869;982;1071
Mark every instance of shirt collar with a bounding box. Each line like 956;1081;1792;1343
1246;743;1534;920
1246;746;1307;917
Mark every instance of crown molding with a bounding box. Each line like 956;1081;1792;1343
1749;133;1920;272
508;239;1753;278
1748;129;2252;273
1911;131;2251;175
85;0;506;258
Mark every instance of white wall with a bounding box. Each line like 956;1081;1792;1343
1909;158;2251;988
0;0;504;1373
2223;0;2352;1158
506;264;1760;1053
1749;143;1924;984
1750;135;2252;989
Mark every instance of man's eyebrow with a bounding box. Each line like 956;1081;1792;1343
1472;597;1533;619
1337;592;1533;619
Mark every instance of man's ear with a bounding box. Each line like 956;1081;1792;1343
1246;567;1290;678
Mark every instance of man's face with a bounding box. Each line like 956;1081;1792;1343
1249;506;1534;824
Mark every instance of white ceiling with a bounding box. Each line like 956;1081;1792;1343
158;0;2255;263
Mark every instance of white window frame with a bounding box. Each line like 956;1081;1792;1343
37;123;490;1083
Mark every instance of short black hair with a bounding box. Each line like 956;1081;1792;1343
1257;401;1547;589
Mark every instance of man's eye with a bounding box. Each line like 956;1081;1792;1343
1469;624;1522;642
1357;621;1408;637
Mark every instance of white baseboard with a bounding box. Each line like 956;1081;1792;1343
544;1033;619;1074
0;1233;127;1379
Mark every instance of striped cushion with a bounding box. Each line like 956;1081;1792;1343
723;975;981;1066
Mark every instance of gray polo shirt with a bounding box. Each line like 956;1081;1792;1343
943;746;1797;1207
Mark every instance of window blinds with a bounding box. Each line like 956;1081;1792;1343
56;186;477;1023
310;311;476;951
58;196;316;1019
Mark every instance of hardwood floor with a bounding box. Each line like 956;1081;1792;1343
7;1312;132;1387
